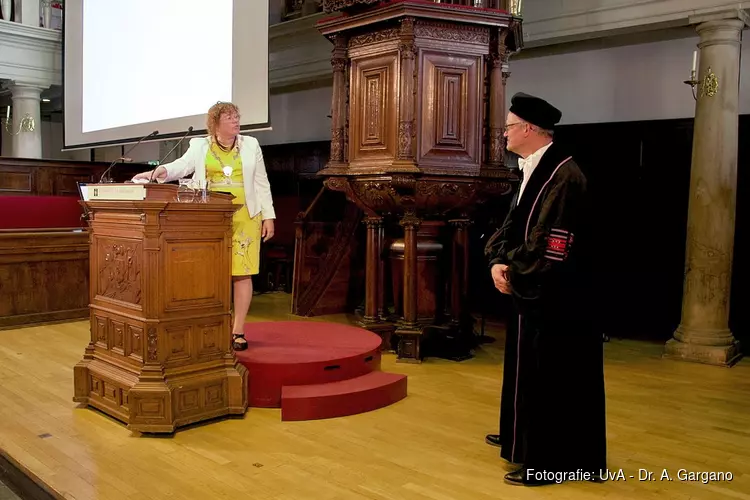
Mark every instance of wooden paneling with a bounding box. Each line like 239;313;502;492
349;53;400;166
419;52;481;169
292;192;364;316
0;157;152;328
0;229;89;328
0;157;150;196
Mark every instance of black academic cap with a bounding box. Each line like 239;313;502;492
509;92;562;130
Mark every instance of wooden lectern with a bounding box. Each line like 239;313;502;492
73;183;248;433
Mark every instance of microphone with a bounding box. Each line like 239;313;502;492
100;130;159;183
150;126;194;183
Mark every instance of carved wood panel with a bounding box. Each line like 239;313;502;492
89;312;149;367
197;322;224;358
349;53;400;165
165;325;192;364
437;71;464;146
419;51;481;168
163;239;224;312
0;171;33;194
111;320;126;356
94;315;107;348
95;238;143;306
127;324;144;362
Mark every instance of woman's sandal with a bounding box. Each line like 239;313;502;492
232;333;248;351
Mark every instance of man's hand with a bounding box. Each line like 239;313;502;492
491;263;511;294
262;219;275;241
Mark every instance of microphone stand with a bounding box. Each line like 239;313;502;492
99;130;159;183
150;126;193;183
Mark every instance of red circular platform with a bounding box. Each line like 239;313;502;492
234;321;384;408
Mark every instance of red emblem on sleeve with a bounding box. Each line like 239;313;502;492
545;228;573;261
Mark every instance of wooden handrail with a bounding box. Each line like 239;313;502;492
296;185;327;222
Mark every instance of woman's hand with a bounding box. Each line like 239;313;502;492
262;219;275;242
131;166;166;183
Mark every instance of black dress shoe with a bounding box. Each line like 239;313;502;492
485;434;501;447
504;468;556;487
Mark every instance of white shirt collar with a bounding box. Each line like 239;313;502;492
517;141;553;202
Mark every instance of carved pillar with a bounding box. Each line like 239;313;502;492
377;223;386;319
486;30;509;167
397;17;416;165
396;211;422;361
9;83;43;159
449;219;471;326
329;35;348;168
664;14;746;367
363;217;382;322
358;216;393;345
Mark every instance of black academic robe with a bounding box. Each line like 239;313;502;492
484;142;607;474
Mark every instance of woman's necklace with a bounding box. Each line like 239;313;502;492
216;136;236;152
210;136;241;179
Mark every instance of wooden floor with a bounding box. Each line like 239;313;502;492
1;293;749;500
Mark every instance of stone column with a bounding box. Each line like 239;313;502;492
9;83;43;159
20;0;40;26
664;14;746;367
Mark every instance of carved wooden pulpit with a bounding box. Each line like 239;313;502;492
315;0;522;362
73;183;248;433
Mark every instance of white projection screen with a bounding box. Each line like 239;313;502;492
63;0;269;150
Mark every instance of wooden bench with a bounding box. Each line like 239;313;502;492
0;195;89;328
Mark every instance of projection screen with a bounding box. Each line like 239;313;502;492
63;0;269;150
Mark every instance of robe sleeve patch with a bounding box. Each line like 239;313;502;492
545;228;573;262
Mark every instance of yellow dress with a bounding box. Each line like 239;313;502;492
205;141;262;276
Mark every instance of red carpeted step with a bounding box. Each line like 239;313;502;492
280;371;407;421
235;321;384;408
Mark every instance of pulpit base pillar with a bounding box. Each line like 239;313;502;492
357;318;397;351
74;356;248;434
394;323;424;363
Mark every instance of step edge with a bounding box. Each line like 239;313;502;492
281;373;407;398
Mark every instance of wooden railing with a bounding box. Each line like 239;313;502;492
288;0;515;19
283;0;322;20
434;0;509;9
291;188;363;316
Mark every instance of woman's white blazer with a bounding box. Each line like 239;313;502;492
161;135;275;220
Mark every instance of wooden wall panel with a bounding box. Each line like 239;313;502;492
0;229;89;328
419;51;481;170
349;53;400;167
0;157;149;196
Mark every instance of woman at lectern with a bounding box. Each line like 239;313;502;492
131;102;275;351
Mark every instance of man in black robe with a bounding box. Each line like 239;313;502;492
483;93;607;486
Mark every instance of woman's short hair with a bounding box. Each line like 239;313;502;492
206;101;240;137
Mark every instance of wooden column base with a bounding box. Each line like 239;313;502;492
394;323;424;363
73;355;248;434
357;318;396;351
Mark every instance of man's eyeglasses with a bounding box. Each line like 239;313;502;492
504;122;523;132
